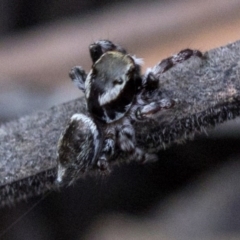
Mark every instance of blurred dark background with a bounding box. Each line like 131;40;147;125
1;0;240;239
1;0;142;34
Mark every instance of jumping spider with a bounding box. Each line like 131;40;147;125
57;40;203;184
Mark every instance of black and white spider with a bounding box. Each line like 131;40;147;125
57;40;203;184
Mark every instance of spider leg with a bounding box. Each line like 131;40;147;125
97;138;115;172
135;99;175;120
142;71;159;91
69;66;87;92
143;49;203;84
118;121;158;163
159;49;203;73
97;129;116;172
139;49;202;117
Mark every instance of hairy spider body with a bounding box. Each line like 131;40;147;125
57;40;203;184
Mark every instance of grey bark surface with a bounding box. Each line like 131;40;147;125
1;40;240;207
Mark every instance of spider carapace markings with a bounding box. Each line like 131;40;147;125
57;40;203;185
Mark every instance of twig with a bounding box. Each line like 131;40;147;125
1;40;240;207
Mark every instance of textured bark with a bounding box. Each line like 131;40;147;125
1;40;240;207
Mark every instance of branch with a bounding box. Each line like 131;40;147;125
1;40;240;207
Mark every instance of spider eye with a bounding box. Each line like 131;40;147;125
113;78;123;85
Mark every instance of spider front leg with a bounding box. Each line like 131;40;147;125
135;98;175;120
69;66;87;92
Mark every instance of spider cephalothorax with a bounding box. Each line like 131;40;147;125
57;40;203;185
85;51;140;123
